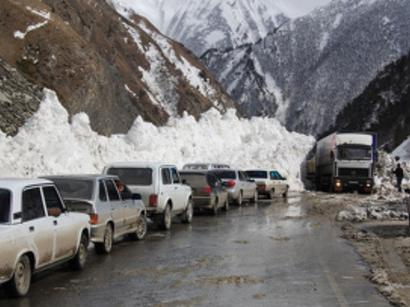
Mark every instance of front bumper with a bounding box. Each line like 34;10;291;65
334;177;373;193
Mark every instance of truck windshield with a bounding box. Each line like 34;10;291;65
337;145;372;161
107;168;153;186
0;189;11;223
246;171;268;179
52;179;94;200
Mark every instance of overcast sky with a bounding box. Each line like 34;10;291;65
276;0;333;18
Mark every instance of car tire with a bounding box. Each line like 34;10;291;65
223;198;229;211
70;233;88;270
181;199;193;223
6;254;32;297
95;224;113;254
236;191;243;206
130;215;147;240
160;204;172;230
282;191;288;198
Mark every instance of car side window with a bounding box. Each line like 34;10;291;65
43;186;64;211
105;180;120;201
99;180;107;202
207;174;218;187
171;168;180;184
270;171;278;180
162;168;172;185
22;188;45;222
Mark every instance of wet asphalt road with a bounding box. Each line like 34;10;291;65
1;194;389;307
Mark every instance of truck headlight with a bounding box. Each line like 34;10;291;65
335;179;342;188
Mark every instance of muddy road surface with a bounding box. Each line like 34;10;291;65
0;194;389;307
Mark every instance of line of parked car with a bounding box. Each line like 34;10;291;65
0;162;289;297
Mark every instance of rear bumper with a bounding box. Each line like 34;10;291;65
192;196;213;209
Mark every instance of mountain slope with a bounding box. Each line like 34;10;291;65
331;50;410;151
202;0;410;136
110;0;287;56
0;0;235;135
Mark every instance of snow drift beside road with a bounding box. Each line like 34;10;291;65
0;90;314;190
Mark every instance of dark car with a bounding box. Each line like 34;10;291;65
180;170;229;214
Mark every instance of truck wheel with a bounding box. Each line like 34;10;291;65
160;204;172;230
95;224;113;254
70;233;88;270
182;199;193;223
7;255;32;297
130;215;147;240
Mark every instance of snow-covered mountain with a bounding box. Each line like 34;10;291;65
0;0;235;135
109;0;288;56
202;0;410;136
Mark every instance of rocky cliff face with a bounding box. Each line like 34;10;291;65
331;50;410;151
0;58;42;135
0;0;235;135
202;0;410;136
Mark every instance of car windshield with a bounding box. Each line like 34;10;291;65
337;145;372;161
246;171;268;179
107;168;153;186
180;173;207;187
0;189;11;223
213;170;236;180
51;179;94;200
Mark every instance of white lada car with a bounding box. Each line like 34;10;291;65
0;179;90;297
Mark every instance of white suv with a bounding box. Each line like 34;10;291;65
246;170;289;199
0;179;90;297
104;163;193;230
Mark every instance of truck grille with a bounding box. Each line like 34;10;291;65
338;168;369;178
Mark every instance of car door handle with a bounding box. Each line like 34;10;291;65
53;220;58;226
29;226;35;232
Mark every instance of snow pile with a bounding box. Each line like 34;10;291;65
393;137;410;161
337;205;368;222
0;90;315;190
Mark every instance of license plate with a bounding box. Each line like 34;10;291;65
349;181;359;184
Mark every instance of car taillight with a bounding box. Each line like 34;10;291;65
89;214;98;225
202;186;212;194
149;194;158;207
226;180;236;188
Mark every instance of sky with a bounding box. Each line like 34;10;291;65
275;0;333;18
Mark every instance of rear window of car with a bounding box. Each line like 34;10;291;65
0;189;11;223
180;173;207;187
246;171;268;179
51;179;95;200
213;170;236;180
107;168;152;186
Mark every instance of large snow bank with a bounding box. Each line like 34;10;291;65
0;90;314;190
393;137;410;161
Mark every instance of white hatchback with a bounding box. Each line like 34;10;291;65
104;163;193;230
0;179;90;297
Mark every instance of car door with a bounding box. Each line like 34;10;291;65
159;167;174;211
238;171;251;198
105;179;125;235
42;185;78;261
21;186;55;268
171;167;185;211
115;179;139;228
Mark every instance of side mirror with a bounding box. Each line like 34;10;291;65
182;179;187;185
132;193;142;200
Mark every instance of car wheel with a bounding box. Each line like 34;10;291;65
130;215;147;240
70;233;88;270
236;191;243;206
95;224;113;254
182;199;193;223
223;199;229;212
160;204;172;230
7;255;31;297
282;191;288;198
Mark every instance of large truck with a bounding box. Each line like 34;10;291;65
313;132;377;193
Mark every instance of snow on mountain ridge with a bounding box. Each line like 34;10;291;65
109;0;287;55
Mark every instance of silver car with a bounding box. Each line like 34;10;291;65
212;169;257;205
45;175;147;254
